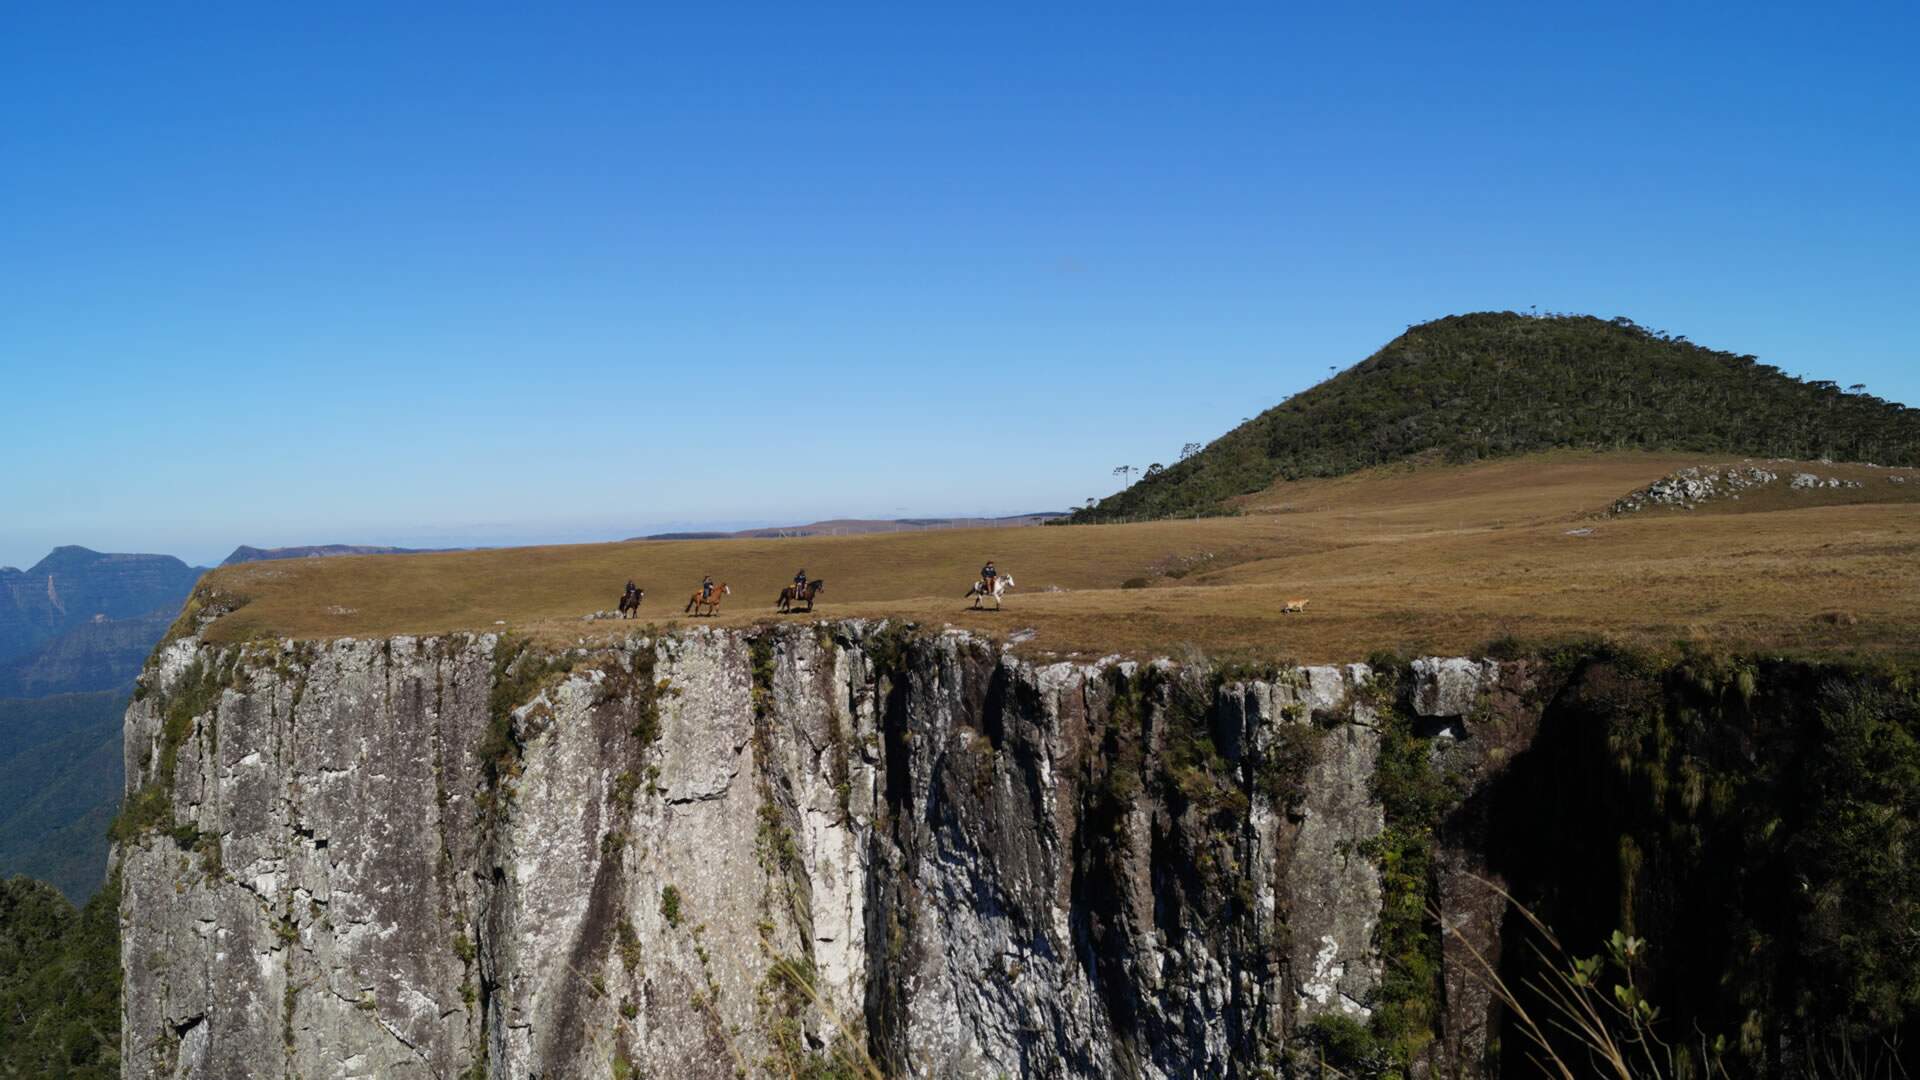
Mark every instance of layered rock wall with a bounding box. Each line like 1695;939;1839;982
118;623;1512;1079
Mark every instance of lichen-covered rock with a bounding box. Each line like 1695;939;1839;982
1411;657;1498;719
119;624;1514;1078
120;635;494;1079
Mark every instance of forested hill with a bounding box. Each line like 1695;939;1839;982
1074;312;1920;522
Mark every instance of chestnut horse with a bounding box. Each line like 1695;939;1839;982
684;583;731;616
776;580;825;613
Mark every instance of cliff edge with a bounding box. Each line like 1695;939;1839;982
116;621;1532;1078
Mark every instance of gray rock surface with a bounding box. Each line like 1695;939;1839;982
119;622;1520;1078
1609;463;1778;514
1789;472;1862;490
1411;657;1498;719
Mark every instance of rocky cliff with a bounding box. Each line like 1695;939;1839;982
115;621;1920;1078
114;622;1447;1078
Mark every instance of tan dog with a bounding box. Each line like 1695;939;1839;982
1282;598;1310;614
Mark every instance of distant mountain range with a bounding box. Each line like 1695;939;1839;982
0;546;205;687
0;540;490;899
634;513;1066;541
221;543;454;565
0;547;209;900
0;613;175;698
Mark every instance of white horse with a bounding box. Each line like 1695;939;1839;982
965;574;1015;610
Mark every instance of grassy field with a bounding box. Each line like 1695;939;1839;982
195;452;1920;663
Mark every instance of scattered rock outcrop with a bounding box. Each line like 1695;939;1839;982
1610;461;1863;514
1789;472;1863;491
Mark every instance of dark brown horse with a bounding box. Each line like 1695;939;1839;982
618;585;645;619
775;580;825;613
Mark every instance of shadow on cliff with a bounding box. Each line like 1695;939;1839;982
1470;655;1920;1078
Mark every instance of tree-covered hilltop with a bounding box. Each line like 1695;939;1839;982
1074;312;1920;522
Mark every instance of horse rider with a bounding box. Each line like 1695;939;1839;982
981;561;998;593
701;575;714;601
793;568;808;597
625;580;638;601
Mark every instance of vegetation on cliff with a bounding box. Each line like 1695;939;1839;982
1073;312;1920;522
1491;649;1920;1076
1304;646;1920;1078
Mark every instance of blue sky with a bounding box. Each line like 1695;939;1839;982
2;3;1915;568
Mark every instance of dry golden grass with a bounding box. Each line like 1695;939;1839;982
198;452;1920;663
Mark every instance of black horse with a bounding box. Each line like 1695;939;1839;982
618;584;645;619
775;580;825;613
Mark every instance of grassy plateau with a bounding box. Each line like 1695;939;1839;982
187;451;1920;663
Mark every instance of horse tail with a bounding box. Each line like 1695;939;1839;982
684;596;695;613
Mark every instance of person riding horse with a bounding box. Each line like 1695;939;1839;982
966;562;1013;610
701;575;715;601
793;568;808;596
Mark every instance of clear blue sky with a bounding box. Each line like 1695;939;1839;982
2;3;1915;569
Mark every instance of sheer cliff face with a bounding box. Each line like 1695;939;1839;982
117;624;1510;1079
